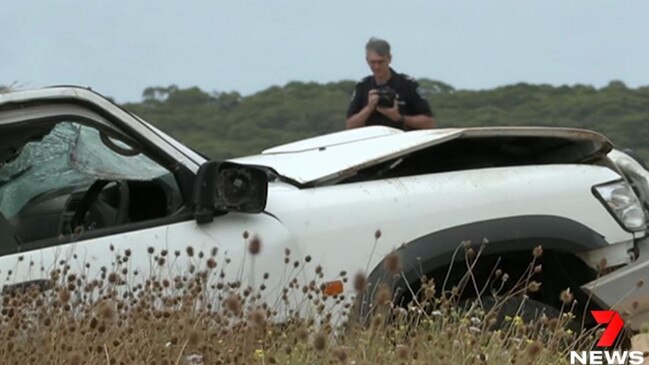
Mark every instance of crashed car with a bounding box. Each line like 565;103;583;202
1;86;648;329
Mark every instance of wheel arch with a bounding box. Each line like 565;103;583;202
357;215;608;318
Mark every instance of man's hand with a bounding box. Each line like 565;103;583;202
346;89;380;129
367;89;379;109
377;100;402;122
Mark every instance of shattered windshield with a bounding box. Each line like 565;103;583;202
0;121;168;218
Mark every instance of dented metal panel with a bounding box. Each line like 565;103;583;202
233;126;612;186
232;128;463;185
262;126;405;154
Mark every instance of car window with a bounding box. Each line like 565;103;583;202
71;123;168;181
0;121;167;219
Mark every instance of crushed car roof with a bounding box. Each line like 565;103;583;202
232;126;612;186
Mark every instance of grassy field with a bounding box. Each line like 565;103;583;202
0;244;634;365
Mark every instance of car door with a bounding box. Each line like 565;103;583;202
0;103;194;288
0;100;296;304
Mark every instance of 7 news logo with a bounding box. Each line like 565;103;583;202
569;310;644;365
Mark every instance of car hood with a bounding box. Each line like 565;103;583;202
230;126;612;186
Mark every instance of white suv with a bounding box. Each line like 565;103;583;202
1;87;648;329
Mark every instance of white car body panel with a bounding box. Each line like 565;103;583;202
138;117;208;167
0;213;301;312
262;125;404;153
265;165;632;285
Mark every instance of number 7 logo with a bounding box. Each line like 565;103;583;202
591;310;625;347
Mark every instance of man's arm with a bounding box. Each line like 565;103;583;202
404;114;435;129
377;105;436;129
346;89;379;129
346;104;374;129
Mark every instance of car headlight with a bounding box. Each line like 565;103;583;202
593;181;647;231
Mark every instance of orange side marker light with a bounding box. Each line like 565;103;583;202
323;280;343;296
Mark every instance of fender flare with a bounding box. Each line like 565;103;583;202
357;215;609;319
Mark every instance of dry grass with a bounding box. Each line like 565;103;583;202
0;242;615;364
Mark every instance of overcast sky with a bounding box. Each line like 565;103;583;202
2;0;648;102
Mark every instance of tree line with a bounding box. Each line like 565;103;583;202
28;80;649;160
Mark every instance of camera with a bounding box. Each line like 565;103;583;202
376;86;396;108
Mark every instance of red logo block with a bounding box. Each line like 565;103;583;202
591;310;625;347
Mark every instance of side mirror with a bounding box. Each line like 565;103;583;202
193;161;269;224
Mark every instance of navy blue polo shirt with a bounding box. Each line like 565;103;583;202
347;68;433;130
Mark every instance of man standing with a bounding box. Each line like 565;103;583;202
346;37;435;130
